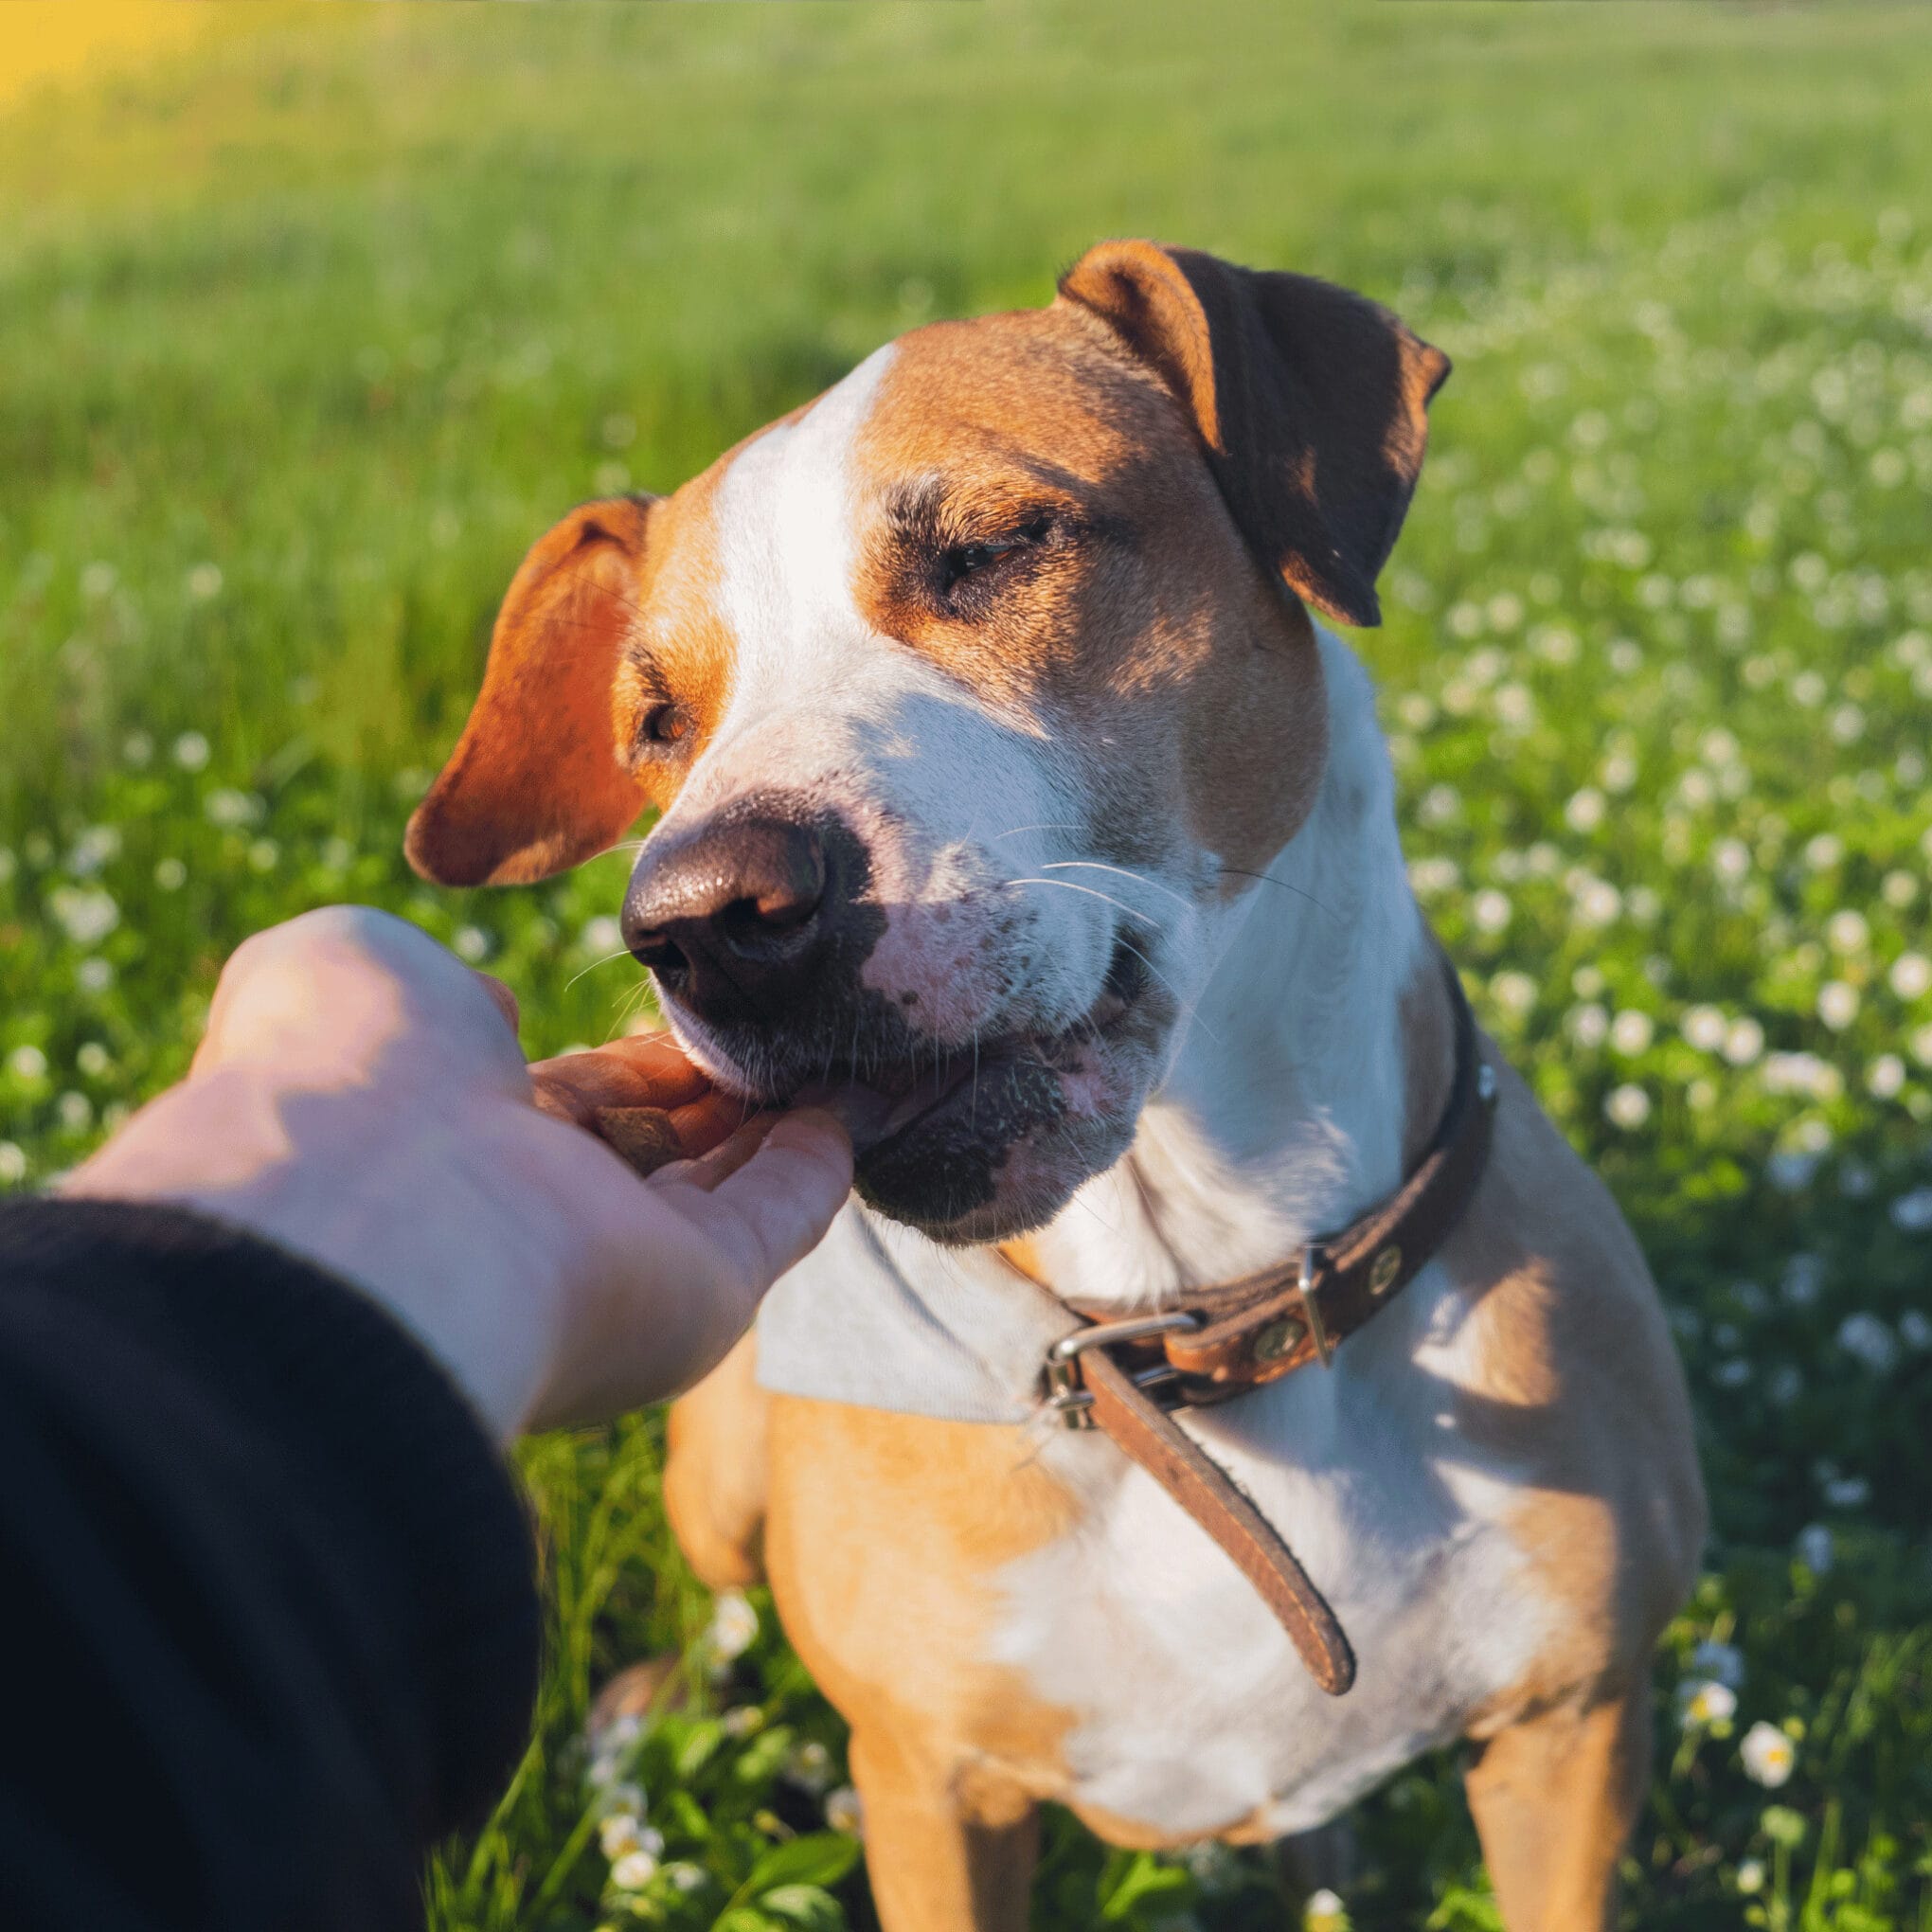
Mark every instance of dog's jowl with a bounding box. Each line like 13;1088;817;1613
411;242;1705;1932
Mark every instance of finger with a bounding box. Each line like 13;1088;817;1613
665;1087;764;1159
528;1038;714;1118
694;1108;854;1282
656;1112;780;1192
473;971;521;1037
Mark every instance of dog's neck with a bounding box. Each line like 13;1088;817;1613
1024;631;1446;1314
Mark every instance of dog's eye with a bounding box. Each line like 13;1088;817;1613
638;701;691;750
938;514;1053;597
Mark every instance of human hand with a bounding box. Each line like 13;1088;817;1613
63;905;853;1438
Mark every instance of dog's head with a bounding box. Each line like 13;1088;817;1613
408;242;1445;1243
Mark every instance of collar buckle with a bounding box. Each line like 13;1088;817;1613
1043;1310;1201;1429
1297;1243;1335;1368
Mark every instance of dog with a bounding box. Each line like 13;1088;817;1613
407;241;1706;1930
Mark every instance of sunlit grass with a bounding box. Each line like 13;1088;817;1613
3;7;1929;1927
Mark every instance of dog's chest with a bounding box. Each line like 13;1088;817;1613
979;1285;1554;1839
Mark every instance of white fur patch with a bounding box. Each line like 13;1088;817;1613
756;635;1558;1834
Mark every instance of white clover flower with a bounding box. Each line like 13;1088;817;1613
1600;749;1637;792
1823;1474;1870;1509
1827;909;1872;957
1816;980;1859;1030
1711;838;1750;884
1568;1003;1609;1048
1419;782;1460;827
788;1738;834;1794
76;1042;110;1078
0;1142;27;1186
1304;1889;1349;1932
186;562;224;599
599;1814;644;1862
581;914;624;957
585;1711;643;1791
1881;870;1918;909
1740;1722;1796;1788
705;1589;759;1662
1737;1857;1766;1895
1489;971;1537;1018
1795;1524;1834;1574
1889;1186;1932;1233
1767;1364;1802;1405
204;788;262;829
1610;1010;1655;1055
1407;856;1460;898
1604;1083;1651;1130
8;1046;48;1082
247;838;278;872
1780;1254;1824;1305
154;857;187;891
824;1784;864;1835
721;1704;763;1738
1901;1310;1932;1351
1690;1640;1745;1690
1802;832;1842;869
1724;1016;1765;1066
599;1780;647;1820
56;1091;93;1132
67;825;121;875
1676;1679;1737;1726
1913;1026;1932;1068
123;731;154;766
77;957;115;993
609;1849;660;1891
665;1862;707;1893
1889;953;1931;1000
48;886;120;947
173;731;211;770
1564;787;1606;833
1574;878;1622;927
452;925;491;963
1682;1006;1727;1052
1472;889;1512;934
1868;1055;1905;1099
1713;1358;1751;1387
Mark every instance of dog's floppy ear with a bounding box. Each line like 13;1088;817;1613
406;497;654;887
1059;241;1448;628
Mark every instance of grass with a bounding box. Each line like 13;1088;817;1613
3;5;1930;1927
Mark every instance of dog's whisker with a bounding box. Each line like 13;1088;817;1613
564;948;638;993
1216;865;1339;924
1039;858;1193;912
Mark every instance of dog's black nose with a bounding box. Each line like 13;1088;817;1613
622;812;834;1023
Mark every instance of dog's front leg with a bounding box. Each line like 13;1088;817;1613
663;1330;770;1590
1462;1684;1651;1931
849;1725;1039;1932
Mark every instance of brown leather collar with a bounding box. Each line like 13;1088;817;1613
1018;954;1498;1695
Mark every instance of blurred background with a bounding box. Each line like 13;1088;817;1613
3;5;1929;1928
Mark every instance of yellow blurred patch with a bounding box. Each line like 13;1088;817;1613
0;2;211;113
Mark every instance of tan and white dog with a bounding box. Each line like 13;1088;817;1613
407;242;1706;1931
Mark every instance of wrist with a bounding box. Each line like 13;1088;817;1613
65;1070;565;1440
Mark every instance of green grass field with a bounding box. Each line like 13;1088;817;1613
4;6;1931;1927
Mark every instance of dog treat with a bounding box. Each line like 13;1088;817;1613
586;1105;685;1177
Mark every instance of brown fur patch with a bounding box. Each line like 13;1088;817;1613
850;304;1331;885
762;1395;1082;1817
1441;1056;1707;1734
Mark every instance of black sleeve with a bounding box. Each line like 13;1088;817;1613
0;1197;542;1932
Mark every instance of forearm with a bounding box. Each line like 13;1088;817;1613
0;1196;540;1932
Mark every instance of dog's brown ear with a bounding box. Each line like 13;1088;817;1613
405;497;654;887
1059;241;1448;627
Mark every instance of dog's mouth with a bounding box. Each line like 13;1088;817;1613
808;939;1146;1149
671;936;1156;1239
